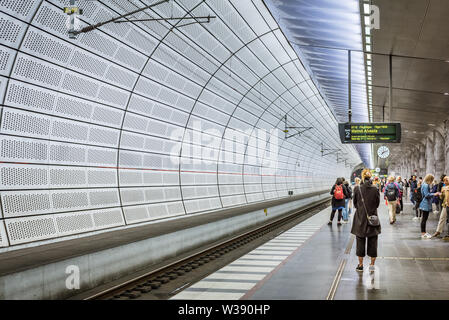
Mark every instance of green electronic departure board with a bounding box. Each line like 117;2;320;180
338;123;401;143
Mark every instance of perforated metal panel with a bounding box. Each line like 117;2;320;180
0;0;361;248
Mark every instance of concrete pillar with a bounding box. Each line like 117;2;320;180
445;120;449;174
425;136;434;175
419;143;426;175
406;150;413;178
412;146;419;177
434;130;445;178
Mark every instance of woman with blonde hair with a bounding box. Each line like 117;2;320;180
419;174;441;238
351;169;381;272
384;176;400;224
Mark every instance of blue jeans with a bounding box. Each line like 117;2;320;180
342;199;349;221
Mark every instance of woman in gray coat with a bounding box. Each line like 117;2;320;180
351;169;381;272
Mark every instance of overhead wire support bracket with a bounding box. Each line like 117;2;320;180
336;153;346;164
115;15;217;29
320;143;340;157
68;0;169;37
283;115;313;139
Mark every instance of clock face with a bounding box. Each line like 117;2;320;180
378;146;390;158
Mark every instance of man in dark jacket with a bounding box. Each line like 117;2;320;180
410;175;418;204
437;174;446;214
351;169;381;272
412;181;423;220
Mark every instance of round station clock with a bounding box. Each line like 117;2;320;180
377;146;390;158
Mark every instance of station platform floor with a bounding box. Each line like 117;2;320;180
171;196;449;300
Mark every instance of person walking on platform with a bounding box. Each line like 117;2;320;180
345;180;353;219
352;169;381;272
432;175;449;238
396;176;404;212
384;176;400;224
412;181;423;221
419;174;441;239
328;177;349;226
342;179;352;223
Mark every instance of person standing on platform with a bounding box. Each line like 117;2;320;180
431;183;440;214
328;177;349;226
396;176;404;213
412;181;423;221
410;175;418;204
404;178;409;197
432;175;449;238
352;169;381;272
419;174;440;239
437;174;446;213
384;176;400;224
373;176;381;192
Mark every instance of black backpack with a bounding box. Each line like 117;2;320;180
413;188;423;202
386;184;397;201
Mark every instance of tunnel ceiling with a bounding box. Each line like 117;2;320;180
0;0;361;248
264;0;373;168
370;0;449;169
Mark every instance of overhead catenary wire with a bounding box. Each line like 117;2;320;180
72;0;170;35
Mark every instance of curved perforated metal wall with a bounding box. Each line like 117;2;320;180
0;0;361;247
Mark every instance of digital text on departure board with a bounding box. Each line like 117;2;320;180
338;123;401;143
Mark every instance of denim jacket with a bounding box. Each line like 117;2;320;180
419;183;435;211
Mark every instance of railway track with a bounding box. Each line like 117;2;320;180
84;198;330;300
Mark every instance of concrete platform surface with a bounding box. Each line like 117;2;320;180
172;198;449;300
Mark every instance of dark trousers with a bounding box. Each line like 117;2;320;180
415;203;422;217
330;209;343;222
421;210;430;233
399;198;403;211
356;236;378;257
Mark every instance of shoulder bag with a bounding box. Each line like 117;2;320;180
358;186;380;227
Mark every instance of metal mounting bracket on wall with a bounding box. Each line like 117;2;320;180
344;159;353;167
64;0;170;38
336;153;346;164
283;115;313;139
64;0;83;39
63;0;214;38
321;143;340;157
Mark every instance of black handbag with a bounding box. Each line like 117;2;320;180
358;186;380;227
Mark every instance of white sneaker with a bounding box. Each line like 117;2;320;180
412;217;419;221
421;233;432;239
369;265;375;273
